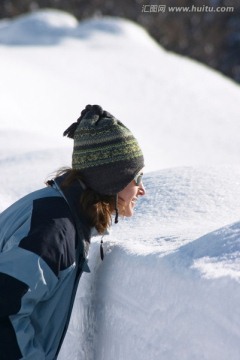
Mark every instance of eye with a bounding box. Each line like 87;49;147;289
134;172;143;186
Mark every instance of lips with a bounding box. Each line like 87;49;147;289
131;197;138;206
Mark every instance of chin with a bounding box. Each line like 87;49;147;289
118;202;135;218
124;207;134;217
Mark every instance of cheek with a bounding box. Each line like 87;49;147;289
118;183;137;205
124;189;137;203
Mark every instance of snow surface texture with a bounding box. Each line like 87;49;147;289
1;9;240;360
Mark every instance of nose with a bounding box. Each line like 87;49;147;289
138;181;146;196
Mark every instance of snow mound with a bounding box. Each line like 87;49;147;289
0;9;154;47
0;9;78;44
59;165;240;359
1;8;240;360
0;10;240;171
60;222;240;360
75;16;158;47
109;166;240;255
190;222;240;282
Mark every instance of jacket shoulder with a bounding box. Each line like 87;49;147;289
19;196;77;277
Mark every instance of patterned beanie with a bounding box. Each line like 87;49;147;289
63;104;144;195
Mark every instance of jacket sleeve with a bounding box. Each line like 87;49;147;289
0;272;28;317
0;246;59;360
0;272;29;360
0;196;77;359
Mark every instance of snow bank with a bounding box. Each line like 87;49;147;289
67;239;240;360
1;8;240;360
60;166;240;360
1;9;240;171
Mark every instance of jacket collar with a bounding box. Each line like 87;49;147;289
53;174;91;258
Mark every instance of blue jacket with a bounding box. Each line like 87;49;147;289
0;175;91;359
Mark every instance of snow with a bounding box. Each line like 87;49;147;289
1;8;240;359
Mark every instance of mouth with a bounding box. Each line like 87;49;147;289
131;197;138;206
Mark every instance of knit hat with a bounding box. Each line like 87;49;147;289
63;104;144;195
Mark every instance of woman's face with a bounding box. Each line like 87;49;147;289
118;173;146;217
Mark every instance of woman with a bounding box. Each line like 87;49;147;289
0;104;145;359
